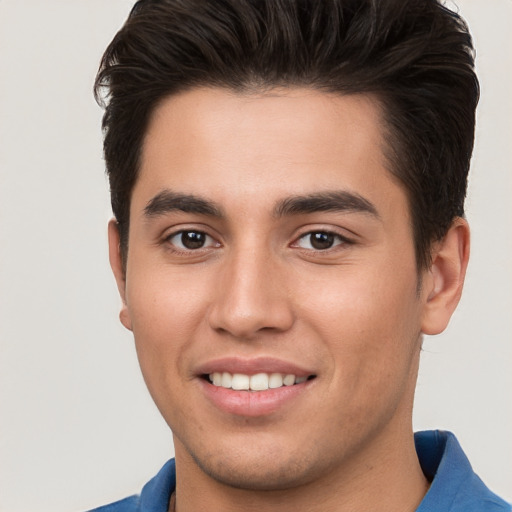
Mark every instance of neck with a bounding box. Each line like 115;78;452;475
172;427;429;512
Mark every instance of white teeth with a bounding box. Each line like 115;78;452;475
231;373;250;390
249;373;269;391
208;372;310;391
283;374;295;386
221;372;232;388
268;373;284;388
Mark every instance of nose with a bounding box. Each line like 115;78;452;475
207;248;295;340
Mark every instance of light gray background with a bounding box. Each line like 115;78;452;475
0;1;510;511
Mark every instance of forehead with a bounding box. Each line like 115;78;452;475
135;87;404;219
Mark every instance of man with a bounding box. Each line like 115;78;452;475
90;0;509;510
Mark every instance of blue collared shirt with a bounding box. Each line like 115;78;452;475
88;430;510;511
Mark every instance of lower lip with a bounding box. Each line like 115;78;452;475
199;378;312;417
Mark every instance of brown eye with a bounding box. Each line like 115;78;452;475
310;232;335;249
181;231;206;249
167;230;215;250
296;231;345;250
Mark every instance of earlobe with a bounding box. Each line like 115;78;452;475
421;218;470;335
108;219;133;331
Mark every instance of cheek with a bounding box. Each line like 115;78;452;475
298;260;422;381
125;267;213;392
302;271;422;435
127;264;211;335
303;261;419;330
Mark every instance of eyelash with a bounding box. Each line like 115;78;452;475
163;228;353;254
293;230;353;251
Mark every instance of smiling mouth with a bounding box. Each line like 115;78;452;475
205;372;316;391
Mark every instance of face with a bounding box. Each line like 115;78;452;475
113;87;434;490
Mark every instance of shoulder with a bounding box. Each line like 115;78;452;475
87;495;139;512
86;459;176;512
415;430;511;512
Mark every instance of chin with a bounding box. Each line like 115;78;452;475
199;461;315;491
187;442;324;491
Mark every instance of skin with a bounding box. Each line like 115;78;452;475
109;87;469;512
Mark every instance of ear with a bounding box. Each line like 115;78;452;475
421;218;470;335
108;219;133;331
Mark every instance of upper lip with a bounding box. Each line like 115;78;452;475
195;357;315;378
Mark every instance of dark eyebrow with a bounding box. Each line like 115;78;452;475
274;191;379;218
144;189;224;218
